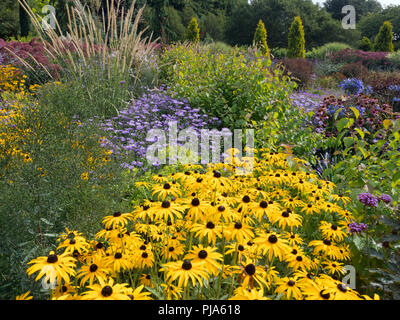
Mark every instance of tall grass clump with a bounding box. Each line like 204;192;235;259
14;0;157;119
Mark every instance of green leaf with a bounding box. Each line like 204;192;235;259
350;107;360;119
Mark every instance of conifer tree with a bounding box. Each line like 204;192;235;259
374;21;394;52
253;19;270;59
287;16;305;58
187;17;200;43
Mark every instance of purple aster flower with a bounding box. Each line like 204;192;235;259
358;193;379;207
379;194;392;204
348;222;368;235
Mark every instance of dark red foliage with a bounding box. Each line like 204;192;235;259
340;62;369;79
362;72;400;106
281;58;314;88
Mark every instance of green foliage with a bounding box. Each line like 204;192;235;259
200;12;226;42
270;47;287;59
186;17;200;43
287;16;305;58
0;0;19;39
225;0;354;49
306;42;352;60
0;90;133;299
374;21;394;52
388;50;400;70
359;36;373;51
253;19;270;58
160;43;295;129
324;0;382;21
358;5;400;47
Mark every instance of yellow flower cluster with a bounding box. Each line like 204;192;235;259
22;149;378;300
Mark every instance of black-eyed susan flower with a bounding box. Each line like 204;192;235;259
163;242;185;261
224;221;254;243
76;255;109;286
152;182;182;201
322;260;346;276
124;285;153;300
270;208;302;230
26;251;76;284
283;232;303;246
139;274;154;288
229;286;269;300
254;232;291;261
184;245;223;276
102;211;133;229
275;277;303;300
236;259;269;289
319;221;347;242
308;239;342;260
161;260;209;288
15;291;33;300
161;283;183;300
191;216;223;245
81;278;129;300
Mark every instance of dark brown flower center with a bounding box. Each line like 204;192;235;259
242;195;250;203
337;284;348;292
101;285;113;297
198;250;208;259
168;246;175;252
213;171;221;178
47;254;58;263
89;264;98;272
234;222;242;229
182;260;192;270
287;280;296;286
162;200;171;208
268;235;278;244
245;264;256;276
113;212;121;217
206;222;215;229
218;205;225;212
320;290;330;299
191;198;200;206
141;252;148;258
260;201;268;208
323;239;332;246
114;252;122;259
163;183;171;190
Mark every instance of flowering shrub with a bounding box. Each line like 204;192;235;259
0;38;59;84
97;88;220;169
338;79;372;95
311;94;396;137
21;150;378;300
329;49;390;70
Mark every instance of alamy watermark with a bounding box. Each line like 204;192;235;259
342;5;356;29
145;122;255;174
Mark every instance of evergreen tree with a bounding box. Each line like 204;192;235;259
253;19;270;58
359;36;373;51
287;16;305;58
374;20;394;52
187;17;200;43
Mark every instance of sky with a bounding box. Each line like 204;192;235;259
312;0;400;8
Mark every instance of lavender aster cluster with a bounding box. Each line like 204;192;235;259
97;88;221;169
358;193;379;207
348;222;368;235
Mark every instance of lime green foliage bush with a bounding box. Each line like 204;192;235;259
388;51;400;70
359;37;373;52
253;19;270;59
287;16;305;59
160;44;296;129
306;42;352;61
374;21;394;53
187;17;200;43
